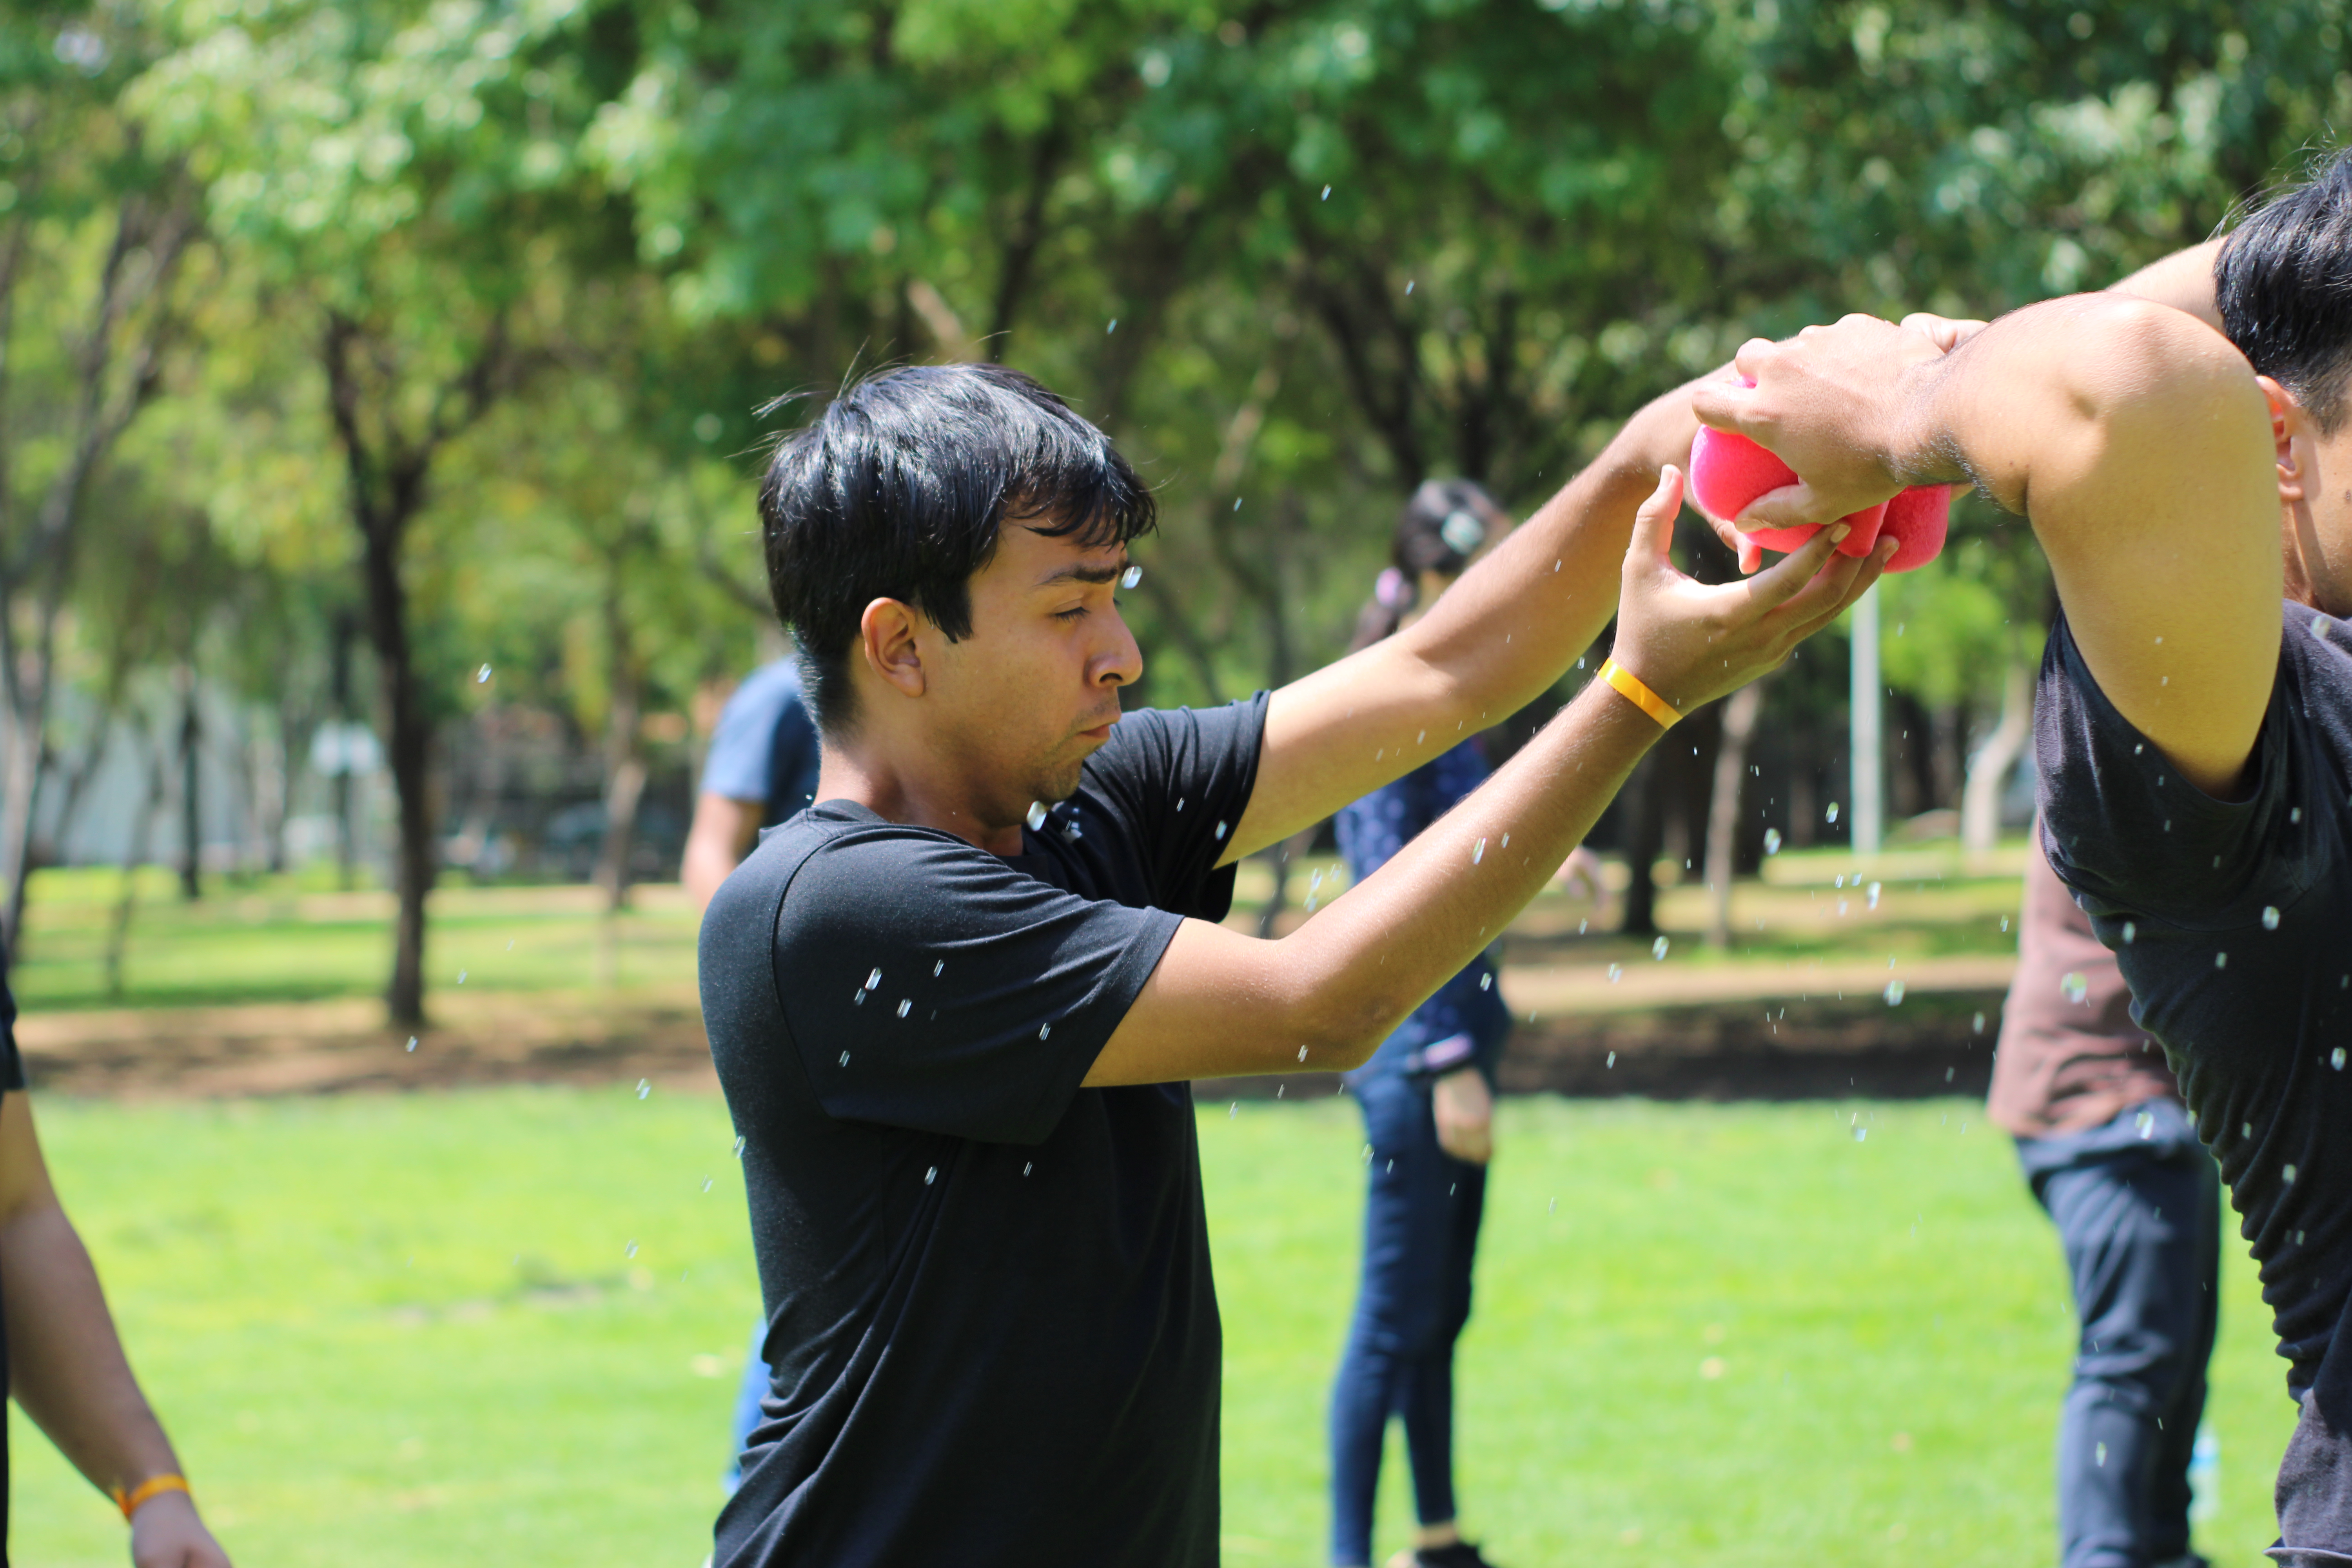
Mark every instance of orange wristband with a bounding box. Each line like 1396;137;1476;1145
111;1473;190;1521
1597;657;1683;729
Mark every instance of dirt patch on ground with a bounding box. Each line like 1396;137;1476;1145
22;974;2011;1103
17;989;719;1099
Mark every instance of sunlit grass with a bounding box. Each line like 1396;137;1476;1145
9;1091;2294;1567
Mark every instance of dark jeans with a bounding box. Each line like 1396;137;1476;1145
2019;1098;2221;1568
1328;1069;1487;1566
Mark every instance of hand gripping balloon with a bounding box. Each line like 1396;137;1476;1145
1688;390;1951;573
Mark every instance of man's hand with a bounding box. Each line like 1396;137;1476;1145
1432;1068;1494;1165
1610;466;1893;717
1691;316;1958;537
131;1491;231;1568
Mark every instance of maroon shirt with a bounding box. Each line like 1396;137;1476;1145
1987;834;2180;1138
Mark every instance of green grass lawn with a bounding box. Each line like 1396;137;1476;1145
9;1090;2296;1566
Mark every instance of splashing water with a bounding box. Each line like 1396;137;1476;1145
2334;1048;2346;1071
866;968;882;989
1038;1023;1052;1041
1120;564;1142;590
405;1036;417;1053
1651;936;1670;961
1826;801;1841;825
2264;906;2282;930
1866;881;1881;910
1607;964;1623;983
733;1135;746;1157
637;1079;650;1100
1883;980;1906;1005
476;664;492;684
1026;802;1048;832
1763;828;1782;855
896;999;911;1018
2061;972;2088;1004
1472;837;1486;865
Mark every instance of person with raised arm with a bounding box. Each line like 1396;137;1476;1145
1692;152;2352;1564
698;361;1888;1567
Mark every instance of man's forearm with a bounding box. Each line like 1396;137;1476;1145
1394;377;1705;720
1;1202;183;1495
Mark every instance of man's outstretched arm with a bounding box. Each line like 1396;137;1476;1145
1692;296;2281;799
1087;470;1889;1087
1217;379;1704;866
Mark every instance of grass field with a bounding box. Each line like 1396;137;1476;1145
9;1089;2298;1566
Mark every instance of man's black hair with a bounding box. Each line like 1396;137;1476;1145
756;363;1157;732
2218;146;2352;432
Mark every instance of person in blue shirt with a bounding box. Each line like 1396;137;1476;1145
681;656;823;1490
1328;480;1598;1568
682;657;824;910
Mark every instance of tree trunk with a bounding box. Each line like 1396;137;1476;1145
176;663;201;901
1618;752;1664;938
1704;683;1767;950
360;513;435;1026
105;721;165;1000
1962;659;2033;862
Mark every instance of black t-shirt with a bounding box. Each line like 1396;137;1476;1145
2038;606;2352;1397
700;696;1267;1568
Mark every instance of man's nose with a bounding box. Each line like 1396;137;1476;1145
1094;617;1143;687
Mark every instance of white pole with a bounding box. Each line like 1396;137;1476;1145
1851;583;1883;856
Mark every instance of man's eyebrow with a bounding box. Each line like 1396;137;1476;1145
1036;559;1129;587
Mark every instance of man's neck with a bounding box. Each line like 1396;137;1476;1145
814;746;1025;857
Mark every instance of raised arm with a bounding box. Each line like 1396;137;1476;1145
0;1093;232;1566
2110;238;2227;330
1691;294;2281;797
1217;379;1705;865
1087;469;1889;1086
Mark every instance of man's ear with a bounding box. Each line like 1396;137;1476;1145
858;598;927;699
2258;374;2308;501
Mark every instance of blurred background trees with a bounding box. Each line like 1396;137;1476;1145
4;0;2344;1020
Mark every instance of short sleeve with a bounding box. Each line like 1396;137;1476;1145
2036;611;2325;930
702;662;809;805
773;828;1181;1143
1077;695;1269;920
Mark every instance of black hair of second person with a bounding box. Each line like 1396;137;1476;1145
756;363;1158;733
1346;478;1499;653
2218;145;2352;433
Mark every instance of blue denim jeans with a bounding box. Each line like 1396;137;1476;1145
1328;1068;1488;1565
2019;1098;2221;1568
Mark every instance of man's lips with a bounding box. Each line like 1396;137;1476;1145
1075;712;1120;742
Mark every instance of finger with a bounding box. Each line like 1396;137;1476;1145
1689;495;1747;559
1782;535;1897;644
1738;535;1762;575
1626;464;1683;568
1735;519;1851;612
1690;372;1759;434
1733;481;1841;533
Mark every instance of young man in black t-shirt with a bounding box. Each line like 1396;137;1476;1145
1691;152;2352;1565
699;361;1891;1567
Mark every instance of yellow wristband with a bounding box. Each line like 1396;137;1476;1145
111;1473;190;1521
1597;657;1682;729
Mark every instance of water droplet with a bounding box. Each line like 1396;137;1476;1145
457;969;467;984
636;1078;651;1099
1883;980;1906;1005
1826;801;1840;825
1106;317;1118;334
2285;1163;2299;1183
2334;1048;2345;1071
2061;971;2088;1004
1038;1023;1052;1040
2122;921;2136;944
924;1166;937;1185
838;1051;849;1066
866;968;882;989
1230;1103;1238;1118
1866;881;1881;910
1500;833;1509;848
933;960;944;976
2243;1123;2253;1139
702;1178;712;1192
1651;936;1670;961
1321;184;1331;200
1213;820;1227;840
2314;614;2328;637
2000;916;2009;933
1025;802;1048;831
1972;1012;1985;1034
625;1241;638;1258
476;664;492;683
2215;951;2229;969
1763;828;1782;855
1024;1162;1033;1176
1479;973;1492;991
2264;906;2281;930
2293;807;2304;823
2096;1441;2107;1467
1472;837;1486;864
1853;1126;1868;1142
1408;280;1416;296
1835;874;1845;888
1606;1050;1616;1067
852;989;866;1005
897;999;911;1018
405;1035;417;1053
1297;1045;1308;1062
1119;564;1142;590
1607;964;1623;983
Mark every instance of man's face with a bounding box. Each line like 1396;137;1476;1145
2285;403;2352;618
922;522;1143;831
